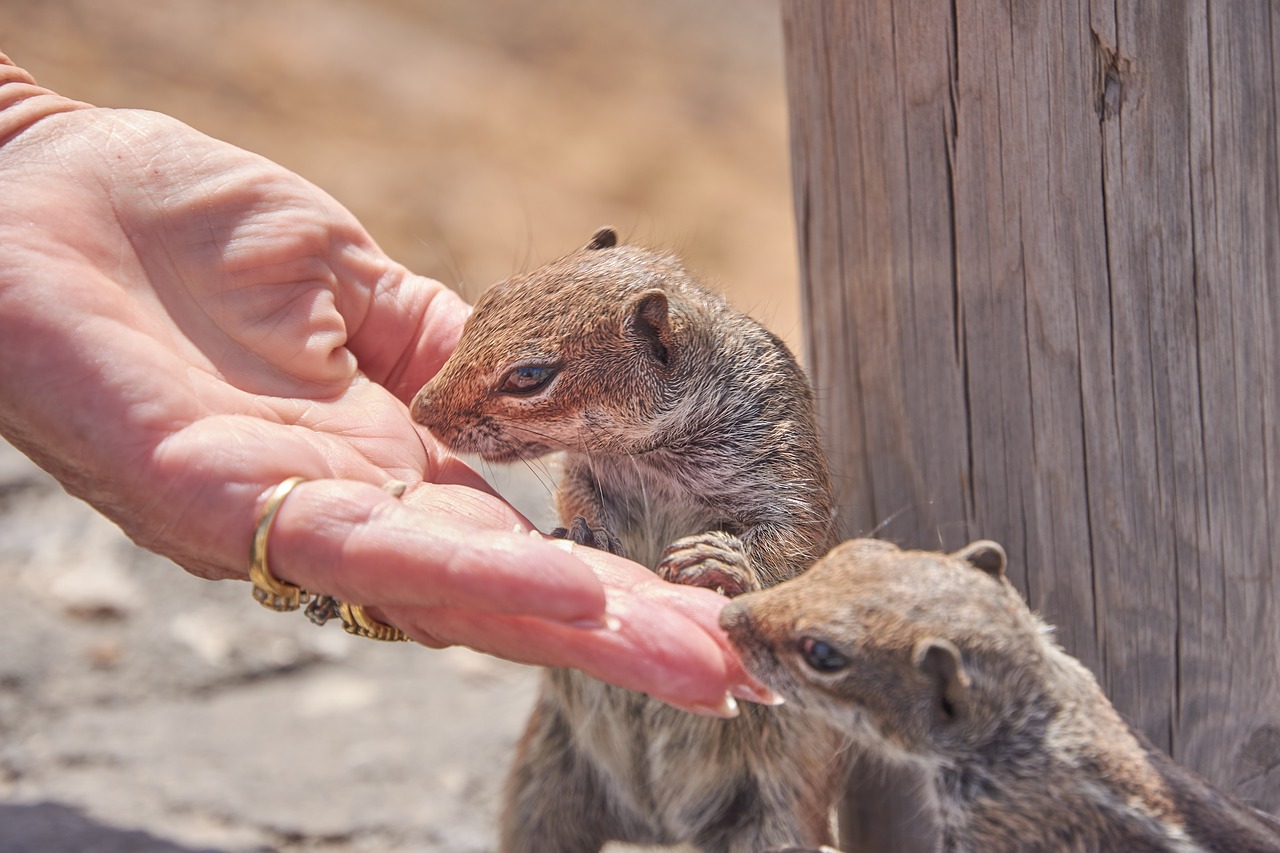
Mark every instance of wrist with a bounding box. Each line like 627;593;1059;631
0;50;92;147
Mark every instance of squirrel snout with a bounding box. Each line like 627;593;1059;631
411;383;471;450
719;599;757;643
409;386;437;428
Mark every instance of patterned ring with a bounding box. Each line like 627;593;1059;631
339;602;411;642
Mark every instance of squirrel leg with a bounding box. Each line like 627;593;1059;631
554;460;626;556
681;774;837;852
502;695;641;853
656;531;761;598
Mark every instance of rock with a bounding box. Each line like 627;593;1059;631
46;560;142;621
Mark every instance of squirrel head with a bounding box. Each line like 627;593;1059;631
412;229;695;461
721;538;1062;764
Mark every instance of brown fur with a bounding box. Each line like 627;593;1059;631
413;229;847;852
721;539;1280;853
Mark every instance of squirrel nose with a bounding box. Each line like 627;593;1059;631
410;386;436;427
719;599;756;640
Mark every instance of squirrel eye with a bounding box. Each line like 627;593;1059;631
800;636;850;673
499;364;557;395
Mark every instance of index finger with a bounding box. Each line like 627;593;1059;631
332;243;472;403
568;545;784;707
383;591;738;716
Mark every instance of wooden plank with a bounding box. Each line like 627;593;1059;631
784;0;1280;846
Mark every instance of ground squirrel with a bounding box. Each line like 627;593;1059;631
412;228;847;852
722;538;1280;853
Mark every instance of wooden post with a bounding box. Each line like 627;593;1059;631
784;0;1280;848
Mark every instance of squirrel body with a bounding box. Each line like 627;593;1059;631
722;539;1280;853
413;229;846;852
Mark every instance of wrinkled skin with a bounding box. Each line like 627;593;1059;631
0;55;761;715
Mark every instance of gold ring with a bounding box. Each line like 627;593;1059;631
339;602;410;642
249;476;310;611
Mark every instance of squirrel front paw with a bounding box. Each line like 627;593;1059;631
656;531;760;598
551;516;625;556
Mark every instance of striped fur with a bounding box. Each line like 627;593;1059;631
414;230;847;851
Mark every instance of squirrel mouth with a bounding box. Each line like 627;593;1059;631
436;418;553;463
719;602;787;689
477;446;539;463
465;437;550;464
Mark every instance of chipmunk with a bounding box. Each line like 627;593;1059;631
412;228;847;852
721;538;1280;853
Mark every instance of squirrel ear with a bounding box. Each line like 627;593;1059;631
628;289;670;366
585;227;618;250
952;540;1007;579
913;638;970;723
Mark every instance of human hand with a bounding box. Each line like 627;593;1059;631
0;57;763;715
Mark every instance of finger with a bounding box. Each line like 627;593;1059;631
335;249;472;402
0;54;93;144
268;479;608;627
567;546;784;707
382;591;740;717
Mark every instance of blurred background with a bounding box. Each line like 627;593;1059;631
4;0;799;337
0;2;795;851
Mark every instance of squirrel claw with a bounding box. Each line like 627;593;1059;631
657;531;760;598
552;516;625;556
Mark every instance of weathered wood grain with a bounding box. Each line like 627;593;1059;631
785;0;1280;848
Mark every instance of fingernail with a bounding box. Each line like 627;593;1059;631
547;538;575;553
566;612;622;632
733;682;786;706
688;692;740;719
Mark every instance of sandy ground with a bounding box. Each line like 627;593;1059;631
0;2;794;850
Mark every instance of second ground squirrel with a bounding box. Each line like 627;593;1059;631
722;539;1280;853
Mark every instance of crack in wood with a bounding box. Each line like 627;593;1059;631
1092;27;1136;121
